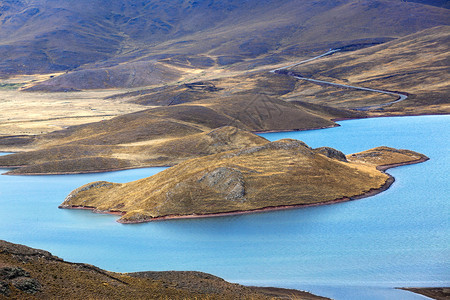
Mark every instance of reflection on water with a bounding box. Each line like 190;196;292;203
1;115;449;300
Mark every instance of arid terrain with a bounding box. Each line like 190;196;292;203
59;142;427;223
400;287;450;300
286;26;450;115
1;26;448;158
0;2;448;161
0;240;329;299
0;1;448;298
0;84;144;139
0;96;363;174
2;0;448;84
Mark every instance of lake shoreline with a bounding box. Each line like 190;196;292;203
3;115;447;300
2;114;444;176
331;111;450;122
398;287;450;299
0;164;172;176
60;156;429;224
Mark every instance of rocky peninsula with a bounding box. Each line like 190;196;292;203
59;140;428;223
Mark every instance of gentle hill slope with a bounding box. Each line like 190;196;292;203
59;141;428;223
285;26;450;114
0;240;328;299
0;126;268;174
0;94;362;174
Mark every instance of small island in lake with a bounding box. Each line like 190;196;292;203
60;140;428;223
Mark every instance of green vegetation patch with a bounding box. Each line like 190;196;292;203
0;83;25;90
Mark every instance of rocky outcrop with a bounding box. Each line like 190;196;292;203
0;267;41;296
225;139;313;158
199;167;245;201
315;147;348;162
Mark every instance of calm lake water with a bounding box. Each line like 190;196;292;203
1;115;449;300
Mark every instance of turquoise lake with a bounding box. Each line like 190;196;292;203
1;115;449;300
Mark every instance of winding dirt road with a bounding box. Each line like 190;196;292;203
271;49;408;110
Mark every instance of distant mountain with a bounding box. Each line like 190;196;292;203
406;0;450;8
1;0;449;89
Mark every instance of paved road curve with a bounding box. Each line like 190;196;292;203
271;49;408;111
270;49;340;73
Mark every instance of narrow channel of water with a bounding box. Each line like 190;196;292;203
1;115;448;300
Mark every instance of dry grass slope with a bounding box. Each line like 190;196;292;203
0;240;329;300
400;287;450;300
0;92;356;174
287;26;450;114
59;141;427;223
0;126;269;174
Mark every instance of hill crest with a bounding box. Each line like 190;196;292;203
1;0;449;90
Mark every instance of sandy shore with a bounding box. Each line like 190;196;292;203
2;114;442;176
60;156;428;224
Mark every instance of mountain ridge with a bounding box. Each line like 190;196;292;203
1;0;449;90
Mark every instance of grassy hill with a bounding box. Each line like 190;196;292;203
59;141;427;223
0;126;268;174
285;26;450;114
0;92;363;174
104;72;300;106
0;0;445;173
0;240;328;299
1;0;448;90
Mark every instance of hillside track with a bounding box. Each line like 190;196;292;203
271;49;409;110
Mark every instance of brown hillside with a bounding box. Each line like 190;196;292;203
4;0;448;89
105;72;299;106
0;240;328;300
0;92;357;174
23;61;181;91
285;26;450;114
400;287;450;300
0;126;268;175
59;141;427;223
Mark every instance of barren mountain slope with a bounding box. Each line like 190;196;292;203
1;0;448;89
285;26;450;114
0;240;328;299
